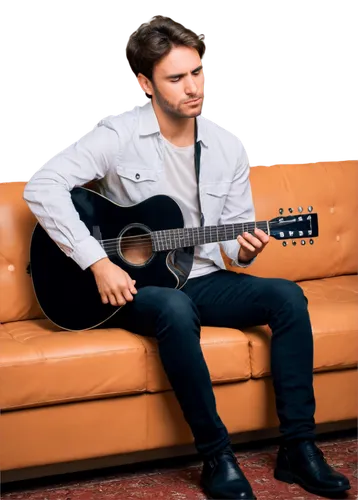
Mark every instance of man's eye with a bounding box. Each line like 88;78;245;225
171;71;200;83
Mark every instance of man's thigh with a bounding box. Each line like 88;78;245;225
182;269;297;329
100;285;193;336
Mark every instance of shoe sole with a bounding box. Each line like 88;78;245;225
274;467;351;495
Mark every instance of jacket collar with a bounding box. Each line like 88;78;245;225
138;99;208;147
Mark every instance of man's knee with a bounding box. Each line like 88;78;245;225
141;286;200;325
163;289;198;316
157;288;201;343
267;279;308;308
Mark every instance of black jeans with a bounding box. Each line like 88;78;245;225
102;269;316;458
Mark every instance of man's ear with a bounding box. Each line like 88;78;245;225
137;73;153;97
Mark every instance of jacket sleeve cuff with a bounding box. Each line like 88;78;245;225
221;240;257;268
71;236;108;270
234;255;257;268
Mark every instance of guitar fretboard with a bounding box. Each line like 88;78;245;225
151;220;269;251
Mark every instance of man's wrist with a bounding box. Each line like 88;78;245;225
238;248;253;263
90;257;110;273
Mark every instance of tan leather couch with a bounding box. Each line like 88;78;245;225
1;160;357;483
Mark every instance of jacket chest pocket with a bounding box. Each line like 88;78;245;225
116;165;162;204
201;182;230;220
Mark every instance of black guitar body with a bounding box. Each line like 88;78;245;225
30;188;194;331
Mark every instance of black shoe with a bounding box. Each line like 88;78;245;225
274;439;351;497
200;446;256;499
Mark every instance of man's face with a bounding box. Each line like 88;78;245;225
140;46;204;119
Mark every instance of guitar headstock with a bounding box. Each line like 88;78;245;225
269;212;318;245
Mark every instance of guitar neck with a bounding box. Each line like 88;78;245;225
152;220;269;251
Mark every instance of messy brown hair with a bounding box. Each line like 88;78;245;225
126;15;206;98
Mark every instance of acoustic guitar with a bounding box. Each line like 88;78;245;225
28;187;319;331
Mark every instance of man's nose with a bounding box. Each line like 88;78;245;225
185;77;198;95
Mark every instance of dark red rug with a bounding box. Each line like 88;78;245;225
2;433;357;499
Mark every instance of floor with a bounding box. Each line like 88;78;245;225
2;430;357;499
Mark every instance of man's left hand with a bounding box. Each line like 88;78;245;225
237;228;270;263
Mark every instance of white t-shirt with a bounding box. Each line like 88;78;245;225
161;134;220;279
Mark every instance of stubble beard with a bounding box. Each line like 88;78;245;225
152;85;203;120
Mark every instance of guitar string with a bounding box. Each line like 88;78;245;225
101;226;281;254
103;230;311;253
101;233;266;250
99;223;311;254
101;224;270;250
101;229;267;249
96;217;311;252
102;231;312;252
98;221;270;245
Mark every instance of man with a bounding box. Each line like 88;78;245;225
23;15;350;500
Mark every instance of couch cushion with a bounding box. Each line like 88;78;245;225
138;326;251;392
246;275;358;378
0;319;147;411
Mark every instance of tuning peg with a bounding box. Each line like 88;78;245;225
298;206;303;213
292;241;297;246
288;208;293;213
282;241;287;246
301;240;306;245
309;239;314;245
279;208;284;214
308;206;313;212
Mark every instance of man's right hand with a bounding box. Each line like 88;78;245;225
90;258;137;306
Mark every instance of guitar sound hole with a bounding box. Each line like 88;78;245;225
118;224;153;267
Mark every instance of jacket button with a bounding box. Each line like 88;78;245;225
135;173;140;180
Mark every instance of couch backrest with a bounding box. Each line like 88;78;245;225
1;161;357;323
0;183;44;323
224;160;358;281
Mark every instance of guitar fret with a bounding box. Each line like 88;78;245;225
180;229;184;246
158;230;163;251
